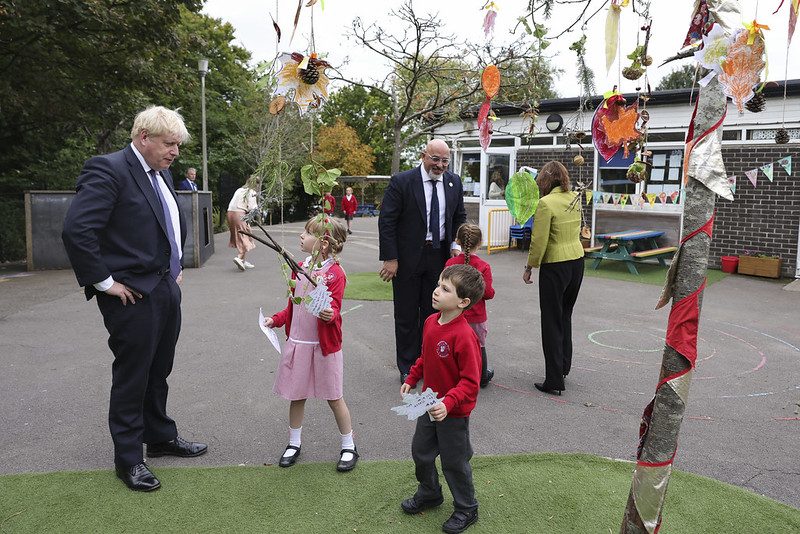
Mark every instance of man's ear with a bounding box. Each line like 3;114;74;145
458;297;471;310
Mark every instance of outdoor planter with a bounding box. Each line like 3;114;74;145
737;255;783;278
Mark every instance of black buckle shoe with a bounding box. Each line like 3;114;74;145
401;494;444;514
336;447;359;472
147;436;208;458
115;463;161;492
442;509;478;533
278;445;301;467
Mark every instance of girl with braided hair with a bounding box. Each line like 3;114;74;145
445;223;496;387
264;216;359;472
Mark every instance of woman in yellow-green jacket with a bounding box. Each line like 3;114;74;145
522;161;584;396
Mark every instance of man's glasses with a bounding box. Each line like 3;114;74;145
423;152;450;165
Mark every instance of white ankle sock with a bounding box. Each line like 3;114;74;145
284;427;302;458
340;431;355;461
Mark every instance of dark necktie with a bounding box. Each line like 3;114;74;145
148;170;181;279
191;181;197;191
429;179;440;249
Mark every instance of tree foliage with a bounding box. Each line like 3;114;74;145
314;119;376;177
656;65;697;91
334;0;553;174
319;85;393;175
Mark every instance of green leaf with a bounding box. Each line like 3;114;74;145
517;17;532;35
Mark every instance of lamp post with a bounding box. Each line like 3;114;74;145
198;59;209;192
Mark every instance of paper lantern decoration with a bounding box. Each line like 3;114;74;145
505;168;539;225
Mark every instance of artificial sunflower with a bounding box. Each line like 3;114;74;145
274;52;331;115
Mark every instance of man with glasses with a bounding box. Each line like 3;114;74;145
379;139;467;384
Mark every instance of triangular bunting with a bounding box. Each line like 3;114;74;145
745;168;758;187
659;192;668;204
670;191;680;204
621;194;629;207
647;193;657;207
612;193;621;206
727;175;736;195
594;191;603;205
761;163;774;182
778;156;792;175
586;190;593;204
603;192;613;204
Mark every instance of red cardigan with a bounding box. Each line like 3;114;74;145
444;253;494;323
270;261;345;355
405;313;481;417
341;194;358;216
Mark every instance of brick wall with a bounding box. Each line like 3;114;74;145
712;145;799;278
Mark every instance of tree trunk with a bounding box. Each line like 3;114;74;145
620;50;728;534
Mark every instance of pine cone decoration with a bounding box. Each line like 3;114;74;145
745;93;766;113
775;127;789;144
299;66;320;85
622;66;644;80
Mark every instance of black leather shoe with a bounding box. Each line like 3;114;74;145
480;367;494;388
278;445;301;467
442;509;479;533
401;494;444;514
534;382;563;396
336;447;359;472
116;463;161;492
147;436;208;458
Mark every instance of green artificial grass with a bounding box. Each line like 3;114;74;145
583;260;730;286
1;454;798;533
344;271;394;301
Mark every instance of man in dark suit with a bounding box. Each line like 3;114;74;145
177;167;198;191
62;106;207;492
379;139;467;383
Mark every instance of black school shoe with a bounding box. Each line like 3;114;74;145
336;447;359;471
401;494;444;514
442;509;478;533
278;445;301;467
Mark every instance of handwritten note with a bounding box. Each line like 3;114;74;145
258;308;282;354
391;388;442;421
304;283;333;318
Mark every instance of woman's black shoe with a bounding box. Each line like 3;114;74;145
278;445;301;467
336;447;359;471
534;382;562;396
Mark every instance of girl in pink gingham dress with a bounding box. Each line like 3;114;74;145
263;216;358;472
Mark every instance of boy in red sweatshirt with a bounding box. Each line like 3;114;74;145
400;264;485;534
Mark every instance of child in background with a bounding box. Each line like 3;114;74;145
263;216;358;472
400;264;485;534
341;187;357;234
445;223;495;387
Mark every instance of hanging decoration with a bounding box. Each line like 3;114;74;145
504;167;539;225
605;0;626;73
478;64;500;151
718;26;767;113
683;0;712;46
564;34;595;167
693;23;729;86
591;89;642;162
273;52;331;115
482;2;498;37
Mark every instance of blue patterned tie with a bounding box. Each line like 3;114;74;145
429;179;440;249
148;170;181;279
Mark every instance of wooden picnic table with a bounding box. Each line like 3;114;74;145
584;229;677;275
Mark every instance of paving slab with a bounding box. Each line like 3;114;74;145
1;216;799;509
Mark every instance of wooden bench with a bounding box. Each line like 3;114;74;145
630;246;678;259
583;243;617;255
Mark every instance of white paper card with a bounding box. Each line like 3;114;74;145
391;388;442;420
258;307;282;354
304;283;333;318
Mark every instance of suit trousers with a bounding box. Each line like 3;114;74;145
538;257;584;390
96;276;181;466
392;244;449;373
412;415;478;513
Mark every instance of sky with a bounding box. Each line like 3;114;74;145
201;0;799;99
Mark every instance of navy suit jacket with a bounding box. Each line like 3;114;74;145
379;166;466;276
177;179;197;191
62;144;187;299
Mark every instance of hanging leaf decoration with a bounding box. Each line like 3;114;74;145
270;14;282;42
605;3;621;72
482;2;498;37
592;94;642;161
718;28;766;113
481;64;500;98
290;0;303;44
505;169;539;225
